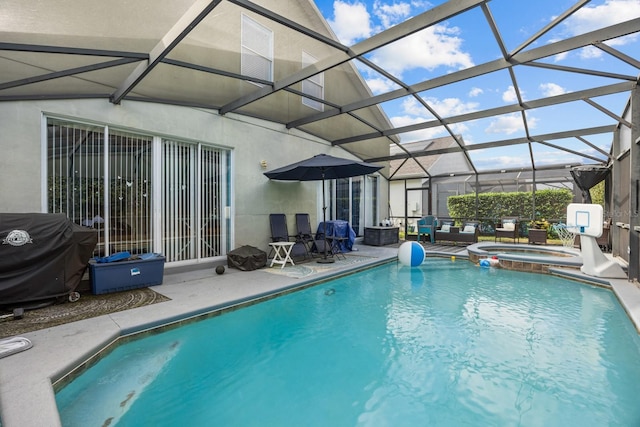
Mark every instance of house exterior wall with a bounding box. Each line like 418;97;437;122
0;99;388;259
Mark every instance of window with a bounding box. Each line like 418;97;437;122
302;51;324;111
241;14;273;83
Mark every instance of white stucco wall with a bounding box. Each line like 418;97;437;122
0;99;388;255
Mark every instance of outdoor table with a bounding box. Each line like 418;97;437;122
268;242;296;269
528;229;547;245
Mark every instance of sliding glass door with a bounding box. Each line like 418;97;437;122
330;175;378;235
162;141;228;262
47;118;230;263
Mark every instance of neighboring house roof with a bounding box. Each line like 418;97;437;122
390;136;472;180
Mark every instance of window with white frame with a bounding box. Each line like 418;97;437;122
302;51;324;111
241;14;273;84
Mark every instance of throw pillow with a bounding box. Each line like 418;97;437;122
463;225;476;233
440;224;451;232
504;222;515;231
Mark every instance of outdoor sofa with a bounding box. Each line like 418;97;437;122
434;220;479;244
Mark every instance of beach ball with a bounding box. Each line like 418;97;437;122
398;241;425;267
479;259;491;268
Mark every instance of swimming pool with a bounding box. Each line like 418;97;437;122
56;258;640;426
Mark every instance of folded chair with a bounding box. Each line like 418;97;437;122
328;230;347;260
295;213;321;258
269;214;307;260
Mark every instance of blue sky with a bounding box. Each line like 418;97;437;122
311;0;640;171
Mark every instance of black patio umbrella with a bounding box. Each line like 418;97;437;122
264;154;383;262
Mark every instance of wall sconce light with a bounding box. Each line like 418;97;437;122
260;160;268;169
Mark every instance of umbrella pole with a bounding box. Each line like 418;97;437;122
317;174;335;264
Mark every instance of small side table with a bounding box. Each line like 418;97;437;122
268;242;296;269
528;229;547;245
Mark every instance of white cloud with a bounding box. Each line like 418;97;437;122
579;45;603;59
552;47;569;62
388;96;476;143
550;1;640;62
400;96;479;120
400;97;433;117
373;0;411;29
485;114;525;135
426;97;479;117
563;0;640;47
365;77;398;94
390;115;448;143
502;85;519;103
368;24;474;76
532;149;582;166
539;82;566;97
469;87;483;97
327;0;472;75
565;0;640;36
328;1;372;45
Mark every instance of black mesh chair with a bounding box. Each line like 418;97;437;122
269;214;307;260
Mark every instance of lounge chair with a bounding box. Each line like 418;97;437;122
417;215;437;244
269;214;307;260
495;217;519;243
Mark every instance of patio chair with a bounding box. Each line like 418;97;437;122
314;220;346;259
327;228;348;260
269;214;307;260
495;217;519;243
295;213;321;258
596;218;612;252
417;215;437;244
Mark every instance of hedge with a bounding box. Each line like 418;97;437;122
447;189;574;237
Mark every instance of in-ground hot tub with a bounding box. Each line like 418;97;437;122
467;242;583;273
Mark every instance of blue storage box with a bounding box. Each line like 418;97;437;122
89;254;166;294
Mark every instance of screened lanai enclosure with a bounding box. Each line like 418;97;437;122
1;0;639;277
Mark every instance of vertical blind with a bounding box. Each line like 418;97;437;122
162;140;225;262
48;118;228;262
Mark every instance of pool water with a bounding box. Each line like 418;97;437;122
56;259;640;426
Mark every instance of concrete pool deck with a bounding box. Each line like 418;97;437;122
1;242;640;426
